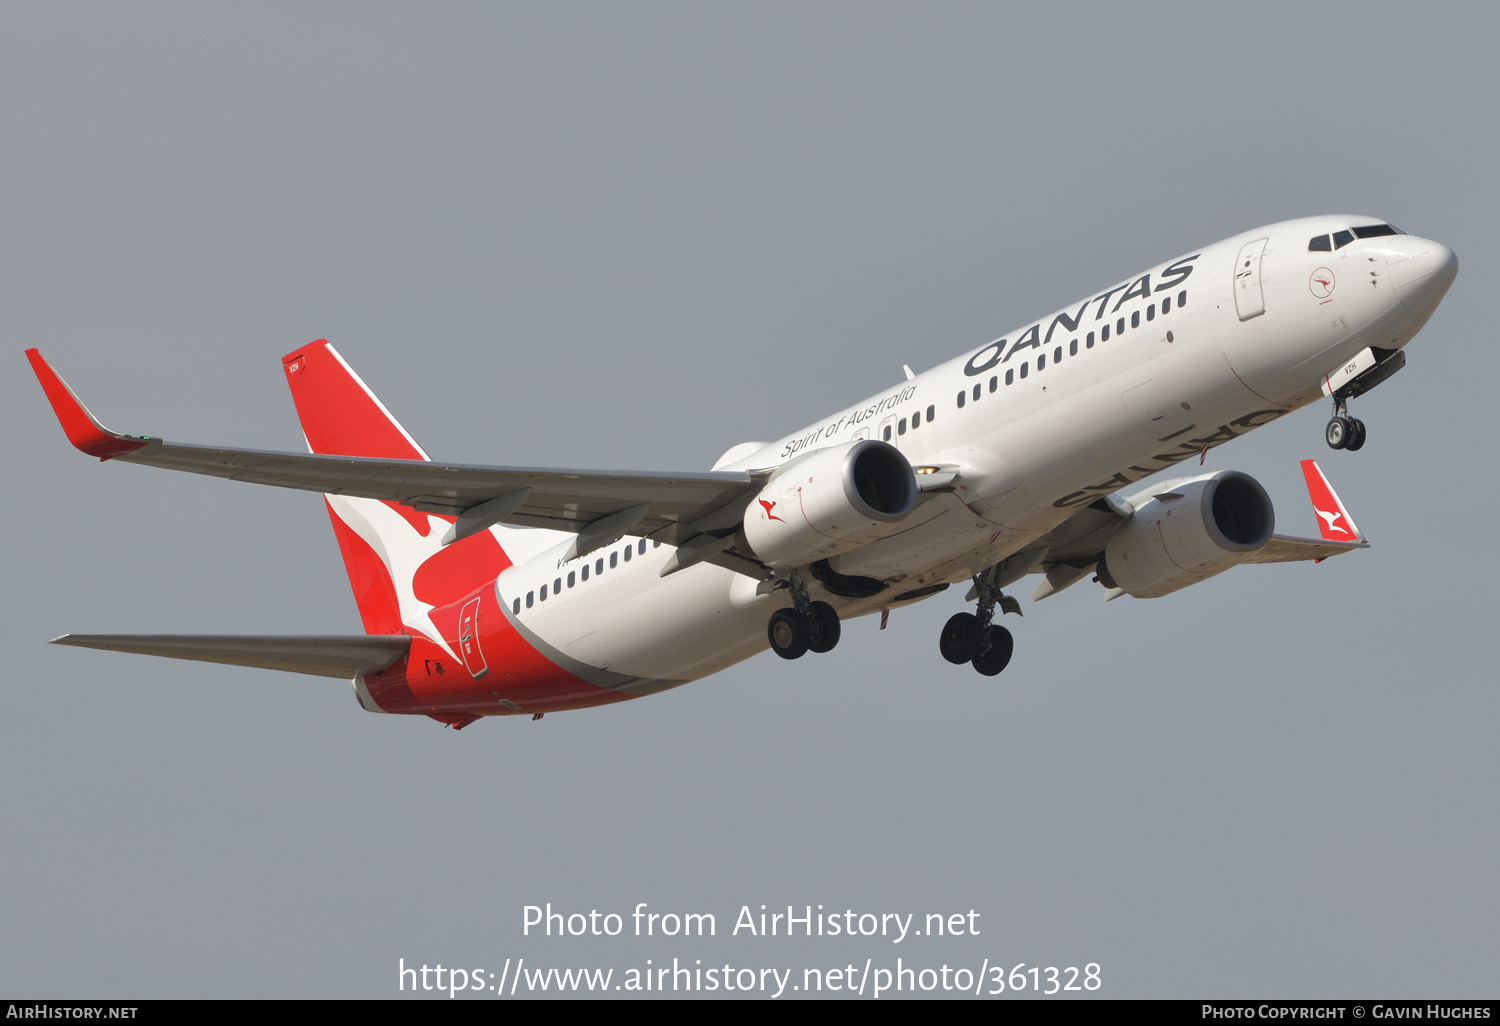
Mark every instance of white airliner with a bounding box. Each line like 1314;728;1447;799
28;215;1457;728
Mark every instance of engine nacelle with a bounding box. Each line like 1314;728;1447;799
741;439;917;569
1100;471;1275;598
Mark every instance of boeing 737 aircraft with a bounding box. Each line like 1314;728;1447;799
29;215;1457;728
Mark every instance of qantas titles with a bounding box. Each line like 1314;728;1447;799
964;254;1200;376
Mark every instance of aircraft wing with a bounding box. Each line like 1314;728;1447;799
1240;535;1367;563
27;349;758;540
1029;459;1368;599
1240;462;1369;562
50;634;410;679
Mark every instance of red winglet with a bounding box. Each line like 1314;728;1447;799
1300;459;1363;543
25;349;149;460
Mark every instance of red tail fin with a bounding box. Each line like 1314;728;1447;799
281;342;510;639
283;343;429;460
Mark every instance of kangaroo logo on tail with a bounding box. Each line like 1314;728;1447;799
282;342;511;645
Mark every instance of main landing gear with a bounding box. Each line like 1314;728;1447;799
767;571;841;659
939;565;1018;677
1325;396;1367;452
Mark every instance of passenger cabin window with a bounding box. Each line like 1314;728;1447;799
568;571;575;587
1117;317;1125;335
1037;354;1046;370
1162;297;1171;314
609;552;618;569
1309;234;1332;251
926;404;935;421
972;383;981;401
1146;304;1155;321
581;564;590;581
1087;331;1095;348
1333;230;1354;249
1131;311;1140;328
595;558;604;575
512;597;521;615
1177;290;1187;307
1020;362;1029;379
898;417;907;435
1005;368;1014;385
1069;339;1078;356
639;539;647;555
554;577;562;593
1352;223;1402;238
883;424;892;440
623;546;631;562
956;391;965;408
912;411;920;428
1054;345;1062;362
988;376;997;393
540;584;547;600
1101;324;1110;341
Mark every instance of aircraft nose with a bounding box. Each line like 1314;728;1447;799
1387;237;1458;307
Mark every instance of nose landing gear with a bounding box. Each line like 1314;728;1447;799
1325;397;1367;452
939;565;1019;676
767;570;841;659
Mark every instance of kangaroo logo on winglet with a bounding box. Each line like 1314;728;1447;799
1316;508;1350;536
1301;459;1363;542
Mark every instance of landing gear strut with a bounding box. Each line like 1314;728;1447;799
767;570;840;659
1325;396;1367;452
939;565;1017;676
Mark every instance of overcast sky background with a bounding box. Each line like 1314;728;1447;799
3;3;1496;999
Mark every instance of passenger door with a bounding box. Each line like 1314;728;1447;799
1233;237;1268;321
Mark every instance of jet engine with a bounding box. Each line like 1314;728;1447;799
1098;471;1275;598
740;439;917;569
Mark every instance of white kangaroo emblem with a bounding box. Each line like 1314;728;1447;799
1317;507;1350;536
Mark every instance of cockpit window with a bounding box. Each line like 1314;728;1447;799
1352;223;1402;239
1308;235;1332;251
1332;229;1355;249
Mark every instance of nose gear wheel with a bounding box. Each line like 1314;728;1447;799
1325;397;1367;452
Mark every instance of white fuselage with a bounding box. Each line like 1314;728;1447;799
491;216;1454;689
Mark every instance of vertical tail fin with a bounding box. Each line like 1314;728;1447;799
281;342;509;639
283;343;430;461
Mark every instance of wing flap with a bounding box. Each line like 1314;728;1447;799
50;634;411;679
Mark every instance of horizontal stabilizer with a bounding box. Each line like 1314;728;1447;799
50;634;410;679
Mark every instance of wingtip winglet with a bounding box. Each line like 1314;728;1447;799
26;349;149;460
1299;458;1366;544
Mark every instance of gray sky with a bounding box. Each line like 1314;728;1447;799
3;3;1496;998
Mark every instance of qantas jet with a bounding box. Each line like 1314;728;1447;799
28;215;1456;728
